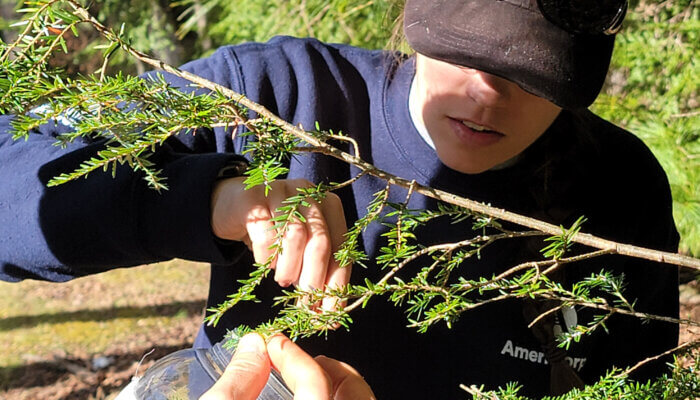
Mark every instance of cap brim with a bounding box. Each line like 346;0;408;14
404;0;614;109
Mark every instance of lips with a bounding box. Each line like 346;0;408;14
459;119;487;131
447;117;504;147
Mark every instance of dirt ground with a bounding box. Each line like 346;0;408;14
1;320;201;400
0;268;698;400
679;279;700;362
0;261;210;400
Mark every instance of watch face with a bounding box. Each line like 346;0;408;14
536;0;628;35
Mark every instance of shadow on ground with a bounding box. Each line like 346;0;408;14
0;300;206;332
0;342;190;394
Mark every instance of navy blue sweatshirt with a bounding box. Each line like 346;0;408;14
0;37;679;398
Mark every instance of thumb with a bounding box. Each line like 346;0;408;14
200;333;271;400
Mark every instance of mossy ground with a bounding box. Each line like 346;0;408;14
0;260;210;399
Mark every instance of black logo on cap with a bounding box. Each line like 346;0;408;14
537;0;628;35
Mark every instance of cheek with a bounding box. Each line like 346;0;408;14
530;107;560;135
420;82;463;124
422;81;447;108
419;65;463;109
419;90;445;128
511;98;561;140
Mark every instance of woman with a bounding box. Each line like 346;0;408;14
0;0;678;397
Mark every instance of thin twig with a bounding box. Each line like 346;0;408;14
224;103;259;137
341;1;376;18
133;348;156;377
527;304;564;329
460;384;497;399
408;293;512;329
460;248;616;293
395;180;417;249
327;134;360;157
66;1;700;271
0;0;59;64
344;231;543;313
330;170;368;191
385;283;451;297
305;3;332;29
670;110;700;118
30;22;79;81
298;0;315;37
536;294;700;328
617;339;699;378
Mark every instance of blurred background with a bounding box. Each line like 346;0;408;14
0;1;697;399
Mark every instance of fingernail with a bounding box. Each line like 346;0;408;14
322;297;338;311
235;333;265;355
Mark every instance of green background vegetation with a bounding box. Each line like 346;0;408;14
193;0;700;256
0;1;697;398
1;0;697;257
6;0;693;256
593;0;698;259
179;0;699;260
0;0;700;397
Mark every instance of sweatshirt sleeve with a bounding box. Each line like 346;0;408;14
0;47;250;282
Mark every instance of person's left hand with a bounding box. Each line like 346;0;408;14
200;333;375;400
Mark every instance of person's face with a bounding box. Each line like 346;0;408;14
413;54;562;174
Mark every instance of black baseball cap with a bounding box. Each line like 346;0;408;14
404;0;627;109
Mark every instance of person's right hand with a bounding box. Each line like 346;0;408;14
211;177;350;310
200;333;376;400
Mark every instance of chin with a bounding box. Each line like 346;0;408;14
440;156;494;175
433;137;508;175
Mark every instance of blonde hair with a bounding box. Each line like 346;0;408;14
385;0;412;53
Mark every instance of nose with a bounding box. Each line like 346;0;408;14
461;67;513;107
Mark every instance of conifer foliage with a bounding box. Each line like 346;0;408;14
0;1;698;398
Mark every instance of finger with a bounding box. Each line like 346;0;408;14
245;188;278;266
270;184;305;287
314;355;376;400
267;335;332;400
211;177;250;241
241;235;252;251
200;333;270;400
319;193;351;311
297;196;331;295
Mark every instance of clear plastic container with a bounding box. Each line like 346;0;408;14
127;340;293;400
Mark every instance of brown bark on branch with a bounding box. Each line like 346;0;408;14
618;340;699;378
67;0;700;271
